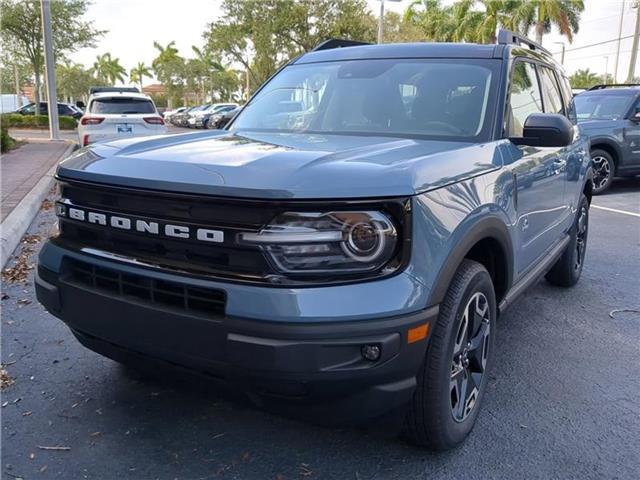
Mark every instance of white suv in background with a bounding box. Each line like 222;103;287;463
78;87;167;146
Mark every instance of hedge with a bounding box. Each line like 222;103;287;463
1;125;16;153
1;113;77;130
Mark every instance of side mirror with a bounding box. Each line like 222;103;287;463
630;111;640;123
76;101;85;109
511;113;573;147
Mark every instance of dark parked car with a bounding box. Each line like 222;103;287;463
37;31;591;451
208;106;241;129
15;102;83;119
574;84;640;194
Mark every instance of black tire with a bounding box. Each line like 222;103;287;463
591;149;615;194
545;193;589;287
405;260;496;450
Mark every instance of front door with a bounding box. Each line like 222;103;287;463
622;98;640;167
505;61;568;276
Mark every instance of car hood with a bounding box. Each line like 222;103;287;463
577;119;622;130
57;130;504;199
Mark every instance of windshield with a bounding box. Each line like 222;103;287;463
575;94;633;121
90;97;155;114
230;59;499;140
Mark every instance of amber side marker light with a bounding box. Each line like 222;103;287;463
407;323;430;344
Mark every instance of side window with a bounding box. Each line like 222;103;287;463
558;75;577;124
539;67;564;115
507;61;543;137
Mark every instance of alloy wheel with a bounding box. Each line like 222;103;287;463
575;204;588;271
591;156;611;191
450;292;491;422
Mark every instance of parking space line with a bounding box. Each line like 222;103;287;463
591;205;640;218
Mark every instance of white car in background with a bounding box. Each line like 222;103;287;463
78;87;167;146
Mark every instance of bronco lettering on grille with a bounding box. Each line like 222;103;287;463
56;202;224;243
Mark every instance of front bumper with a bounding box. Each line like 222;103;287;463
36;243;436;420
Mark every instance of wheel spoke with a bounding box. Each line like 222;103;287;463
467;321;490;372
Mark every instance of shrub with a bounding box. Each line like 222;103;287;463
1;125;15;153
0;113;77;130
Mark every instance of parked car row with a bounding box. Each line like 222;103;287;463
163;103;241;129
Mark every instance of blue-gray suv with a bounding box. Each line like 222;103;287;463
36;30;592;450
574;84;640;194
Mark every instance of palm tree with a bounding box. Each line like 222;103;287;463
525;0;585;45
191;46;224;101
91;53;127;85
569;69;601;89
129;61;152;91
152;41;184;108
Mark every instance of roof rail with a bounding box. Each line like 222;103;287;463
588;83;640;91
497;29;551;56
89;86;140;95
312;38;371;52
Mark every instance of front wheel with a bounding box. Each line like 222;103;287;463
591;149;614;194
405;260;496;450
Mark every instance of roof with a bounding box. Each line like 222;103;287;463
293;42;501;64
578;87;640;96
89;91;152;100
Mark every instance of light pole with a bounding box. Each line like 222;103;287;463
40;0;60;140
613;0;625;82
377;0;385;44
377;0;400;44
603;56;610;84
627;1;640;83
554;41;565;65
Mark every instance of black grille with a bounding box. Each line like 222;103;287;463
62;258;226;318
55;179;411;285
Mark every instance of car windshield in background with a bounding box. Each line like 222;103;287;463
89;98;155;114
575;94;633;121
231;59;498;140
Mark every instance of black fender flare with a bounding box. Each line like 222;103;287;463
428;215;514;306
589;136;622;164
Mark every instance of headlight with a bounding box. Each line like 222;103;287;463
239;211;398;275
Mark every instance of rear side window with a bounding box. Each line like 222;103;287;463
539;67;564;115
507;61;543;137
558;74;577;123
89;97;155;114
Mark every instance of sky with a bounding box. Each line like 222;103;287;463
70;0;639;84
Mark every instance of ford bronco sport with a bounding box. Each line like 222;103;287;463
36;30;592;450
574;84;640;194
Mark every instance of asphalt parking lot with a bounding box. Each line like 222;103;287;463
1;178;639;480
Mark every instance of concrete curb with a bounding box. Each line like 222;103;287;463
1;142;76;268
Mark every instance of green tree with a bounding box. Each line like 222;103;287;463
56;60;93;102
0;0;104;114
204;0;376;96
152;41;184;108
0;49;31;103
129;61;152;91
569;69;601;89
91;53;127;85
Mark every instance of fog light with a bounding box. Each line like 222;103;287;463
361;344;381;361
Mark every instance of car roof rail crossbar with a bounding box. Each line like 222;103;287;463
497;29;551;56
312;38;371;52
587;83;640;90
89;86;140;95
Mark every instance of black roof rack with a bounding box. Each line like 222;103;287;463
497;29;551;56
587;83;640;91
89;86;140;95
312;38;371;52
